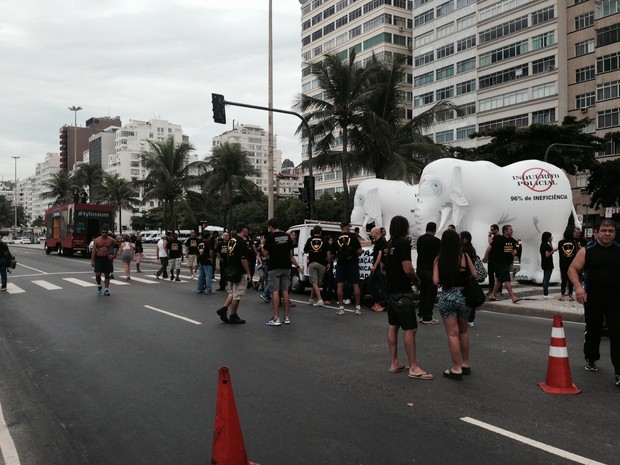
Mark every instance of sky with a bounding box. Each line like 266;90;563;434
0;0;303;183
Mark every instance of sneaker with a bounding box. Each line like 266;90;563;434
355;306;363;315
308;298;316;305
216;307;229;323
175;277;181;282
266;317;281;326
615;374;620;387
313;300;324;307
154;272;160;280
0;287;6;292
229;313;246;324
109;274;115;280
468;321;475;327
343;299;351;305
125;276;131;281
259;294;272;303
170;275;174;281
284;317;291;324
103;288;110;296
585;359;598;372
96;285;102;295
421;319;440;325
336;307;346;315
543;294;554;299
196;290;204;294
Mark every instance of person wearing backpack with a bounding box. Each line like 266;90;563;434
330;222;363;315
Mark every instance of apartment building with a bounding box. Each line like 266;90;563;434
59;116;122;172
299;0;414;196
212;123;301;196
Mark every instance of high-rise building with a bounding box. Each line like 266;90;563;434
299;0;414;196
59;116;122;172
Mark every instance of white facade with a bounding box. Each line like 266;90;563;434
26;153;61;224
212;123;300;196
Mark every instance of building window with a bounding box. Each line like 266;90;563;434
532;56;556;74
456;79;476;95
532;108;556;124
576;65;596;83
457;57;475;73
597;52;620;74
456;125;475;140
597;23;620;47
436;22;455;38
435;129;454;143
335;15;348;28
479;40;528;67
479;114;528;132
414;30;434;47
575;12;594;31
414;91;434;107
596;0;620;19
479;64;529;89
436;85;454;100
576;92;596;109
414;8;434;27
457;35;476;52
479;90;528;112
532;31;556;50
597;80;620;101
461;102;476;115
532;82;556;99
479;15;528;44
415;51;434;67
456;13;475;30
479;0;530;21
436;1;454;17
575;39;595;57
598;108;620;129
436;65;454;80
414;71;434;87
531;6;554;25
436;43;454;59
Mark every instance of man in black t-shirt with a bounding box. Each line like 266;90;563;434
368;227;387;312
184;230;200;279
416;221;441;324
331;222;363;315
304;225;330;307
196;232;214;294
216;223;252;325
382;215;433;379
216;232;230;291
488;225;520;303
263;218;302;326
167;233;184;282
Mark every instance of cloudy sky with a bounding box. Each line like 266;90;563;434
0;0;303;183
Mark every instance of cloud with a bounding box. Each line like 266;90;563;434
0;0;302;180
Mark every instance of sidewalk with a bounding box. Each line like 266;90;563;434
478;282;584;323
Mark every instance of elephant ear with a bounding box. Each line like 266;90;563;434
366;187;382;226
449;166;469;227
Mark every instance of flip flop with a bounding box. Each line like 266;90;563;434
512;298;521;304
443;369;463;380
389;365;408;373
462;367;471;375
408;372;434;380
487;296;500;301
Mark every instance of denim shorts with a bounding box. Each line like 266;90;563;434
438;288;471;319
268;268;291;292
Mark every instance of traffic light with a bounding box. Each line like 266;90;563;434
212;93;226;124
298;187;309;203
303;175;315;203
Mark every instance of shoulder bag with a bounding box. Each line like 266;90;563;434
472;254;488;283
464;255;486;308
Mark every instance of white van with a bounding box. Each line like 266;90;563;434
141;230;162;243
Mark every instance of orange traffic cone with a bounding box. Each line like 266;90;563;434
211;366;259;465
538;314;581;395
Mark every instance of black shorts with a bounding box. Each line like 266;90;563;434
387;292;418;330
94;256;113;275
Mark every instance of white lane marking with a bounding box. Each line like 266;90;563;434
31;280;62;290
124;276;157;284
5;284;25;294
461;417;606;465
0;399;20;464
12;263;46;274
62;278;98;287
107;279;130;286
143;305;202;325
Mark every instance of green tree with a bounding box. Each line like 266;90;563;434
138;136;200;232
586;159;620;209
102;173;140;234
73;163;104;202
202;142;260;230
41;171;77;205
296;51;379;219
463;117;604;174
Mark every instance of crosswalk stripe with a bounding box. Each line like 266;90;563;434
5;283;25;294
126;276;157;284
32;280;62;290
108;279;130;286
63;278;98;287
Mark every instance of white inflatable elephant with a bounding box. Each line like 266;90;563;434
350;179;418;236
414;159;579;283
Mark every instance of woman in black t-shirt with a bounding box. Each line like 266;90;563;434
539;232;555;298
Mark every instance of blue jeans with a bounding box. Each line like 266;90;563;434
542;268;552;296
197;263;213;294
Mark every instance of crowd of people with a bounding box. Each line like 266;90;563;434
82;216;620;388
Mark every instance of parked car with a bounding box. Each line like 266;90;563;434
16;237;31;244
2;237;15;244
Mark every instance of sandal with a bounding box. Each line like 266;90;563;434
408;372;434;380
443;369;463;380
389;365;408;373
462;366;471;375
488;296;500;301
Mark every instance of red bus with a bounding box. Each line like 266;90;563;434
44;203;115;256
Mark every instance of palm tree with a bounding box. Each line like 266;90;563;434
296;51;380;218
202;142;260;230
41;171;77;205
350;55;459;180
73;163;104;202
102;173;140;234
138;136;201;232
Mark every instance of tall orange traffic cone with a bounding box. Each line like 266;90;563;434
211;366;259;465
538;314;581;395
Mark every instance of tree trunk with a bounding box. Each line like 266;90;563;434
341;128;350;222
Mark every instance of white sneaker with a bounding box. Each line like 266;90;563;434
313;300;324;307
343;299;351;305
266;317;281;326
308;298;316;305
355;306;363;315
336;307;345;315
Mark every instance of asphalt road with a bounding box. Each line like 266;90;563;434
0;245;617;465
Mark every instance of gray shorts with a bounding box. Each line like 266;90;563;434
308;262;325;285
268;268;291;293
169;258;182;270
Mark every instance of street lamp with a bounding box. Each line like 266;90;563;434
68;105;82;168
11;156;20;237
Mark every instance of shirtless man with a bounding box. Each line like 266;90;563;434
91;228;117;296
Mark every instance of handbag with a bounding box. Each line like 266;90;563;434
472;254;488;282
464;255;486;308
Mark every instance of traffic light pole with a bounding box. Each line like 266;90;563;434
217;97;314;219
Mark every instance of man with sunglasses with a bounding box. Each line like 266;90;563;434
91;228;117;295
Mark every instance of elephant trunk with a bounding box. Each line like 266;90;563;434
437;205;453;233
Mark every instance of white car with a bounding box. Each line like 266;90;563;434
16;237;31;244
